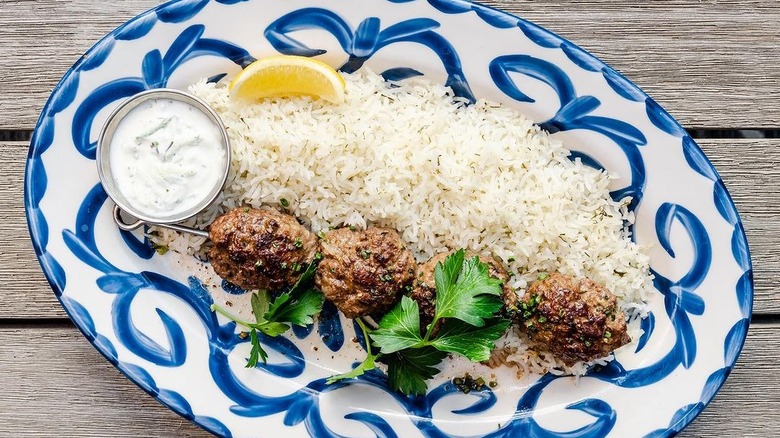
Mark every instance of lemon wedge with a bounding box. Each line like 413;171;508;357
228;55;346;103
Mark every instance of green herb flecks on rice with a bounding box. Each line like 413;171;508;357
152;69;653;376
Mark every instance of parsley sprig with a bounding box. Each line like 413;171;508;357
328;249;510;395
211;260;324;367
326;318;377;383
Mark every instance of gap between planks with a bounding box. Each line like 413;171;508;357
0;0;779;129
3;138;780;319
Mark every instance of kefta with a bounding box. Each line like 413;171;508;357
208;207;318;291
316;227;416;319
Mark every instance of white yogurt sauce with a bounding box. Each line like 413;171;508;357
110;98;226;218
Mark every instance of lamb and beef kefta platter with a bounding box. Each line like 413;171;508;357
103;55;653;394
29;1;752;436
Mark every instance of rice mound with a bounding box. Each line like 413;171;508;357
155;69;653;375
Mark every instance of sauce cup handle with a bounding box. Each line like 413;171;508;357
113;204;144;231
112;204;210;238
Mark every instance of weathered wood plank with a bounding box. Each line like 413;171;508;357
484;0;780;128
0;322;773;437
679;321;776;437
3;139;779;318
0;0;779;130
0;0;160;131
0;323;207;437
700;140;780;317
0;142;67;319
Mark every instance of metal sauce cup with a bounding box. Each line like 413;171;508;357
96;89;231;238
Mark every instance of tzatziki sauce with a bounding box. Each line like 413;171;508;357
109;98;226;218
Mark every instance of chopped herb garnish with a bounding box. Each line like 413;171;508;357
451;373;487;394
507;257;516;263
537;272;549;281
380;274;393;282
280;262;288;270
359;249;372;259
280;198;290;208
519;293;542;320
293;238;303;248
537;316;547;323
349;225;357;231
604;331;612;339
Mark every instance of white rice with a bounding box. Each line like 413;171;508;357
153;69;653;375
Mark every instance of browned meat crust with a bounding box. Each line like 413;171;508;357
520;272;631;365
315;227;416;319
208;207;317;291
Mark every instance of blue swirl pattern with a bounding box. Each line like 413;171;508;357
265;8;475;101
25;0;753;436
489;54;647;209
593;203;710;387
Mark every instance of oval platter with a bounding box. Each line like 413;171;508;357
25;0;753;436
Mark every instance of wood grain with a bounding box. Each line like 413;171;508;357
700;139;780;318
3;138;779;318
0;0;779;130
0;142;66;319
3;1;776;437
0;323;206;437
0;322;771;437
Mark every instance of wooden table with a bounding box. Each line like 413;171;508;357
1;1;777;436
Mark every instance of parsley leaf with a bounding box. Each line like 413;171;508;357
434;248;463;292
251;290;271;322
326;354;376;384
429;318;510;362
327;249;510;396
210;257;324;367
370;296;424;354
433;250;503;327
262;260;324;326
257;322;291;337
297;260;318;287
246;329;266;368
265;288;324;327
380;347;447;396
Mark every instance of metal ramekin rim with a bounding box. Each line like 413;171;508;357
96;88;231;225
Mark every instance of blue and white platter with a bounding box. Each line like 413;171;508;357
26;0;753;436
